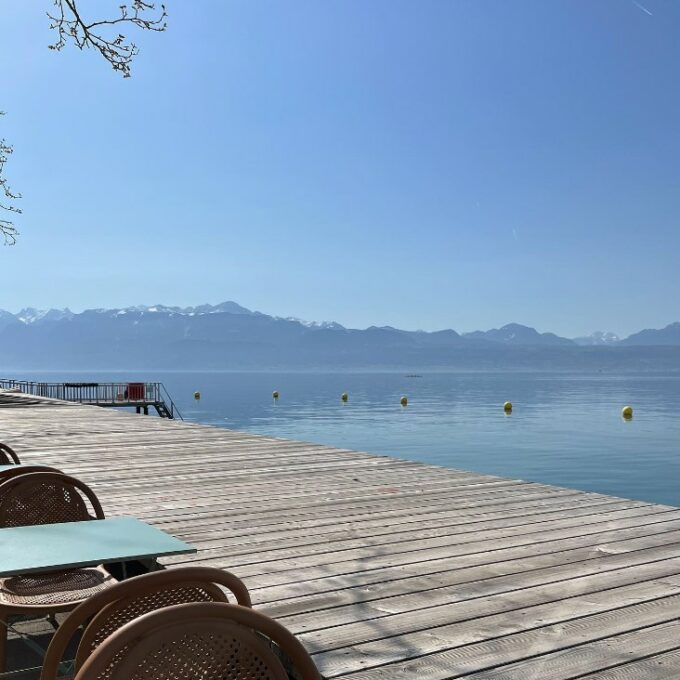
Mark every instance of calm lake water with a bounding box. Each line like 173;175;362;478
17;370;680;507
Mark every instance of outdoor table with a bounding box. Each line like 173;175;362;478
0;517;195;673
0;516;196;577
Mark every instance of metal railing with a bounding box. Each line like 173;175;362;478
0;379;183;420
157;382;184;420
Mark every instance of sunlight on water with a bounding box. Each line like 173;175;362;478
20;371;680;507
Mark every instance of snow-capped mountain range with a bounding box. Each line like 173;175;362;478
0;302;679;370
0;303;677;346
4;303;343;329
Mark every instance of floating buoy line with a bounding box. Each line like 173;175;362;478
189;390;636;419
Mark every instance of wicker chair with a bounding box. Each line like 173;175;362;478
74;602;321;680
40;566;253;679
0;443;20;465
0;465;60;484
0;472;116;673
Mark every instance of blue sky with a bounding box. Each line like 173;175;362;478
1;0;678;337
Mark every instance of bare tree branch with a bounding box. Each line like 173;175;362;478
0;113;20;246
47;0;167;78
1;2;168;246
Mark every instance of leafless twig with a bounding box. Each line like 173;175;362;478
0;0;167;245
1;2;167;246
47;0;167;78
0;113;20;246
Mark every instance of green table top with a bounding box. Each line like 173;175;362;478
0;516;196;577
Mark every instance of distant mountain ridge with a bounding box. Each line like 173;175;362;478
463;323;575;347
619;322;680;346
0;302;678;344
0;302;679;370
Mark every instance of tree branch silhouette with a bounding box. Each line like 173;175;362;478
0;113;20;246
1;2;167;244
47;0;167;78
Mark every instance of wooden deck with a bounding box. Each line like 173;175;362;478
3;390;680;678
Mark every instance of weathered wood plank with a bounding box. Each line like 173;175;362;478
315;582;680;678
577;646;680;680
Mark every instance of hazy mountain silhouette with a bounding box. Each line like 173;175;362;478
619;322;680;346
0;303;678;370
463;323;575;347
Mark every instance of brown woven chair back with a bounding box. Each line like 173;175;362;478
0;443;20;465
77;582;230;668
40;567;253;680
74;602;321;680
0;465;61;483
0;472;104;527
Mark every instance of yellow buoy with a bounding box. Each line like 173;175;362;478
272;390;279;400
622;405;633;420
341;392;349;402
503;401;513;413
193;391;201;401
400;396;408;407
